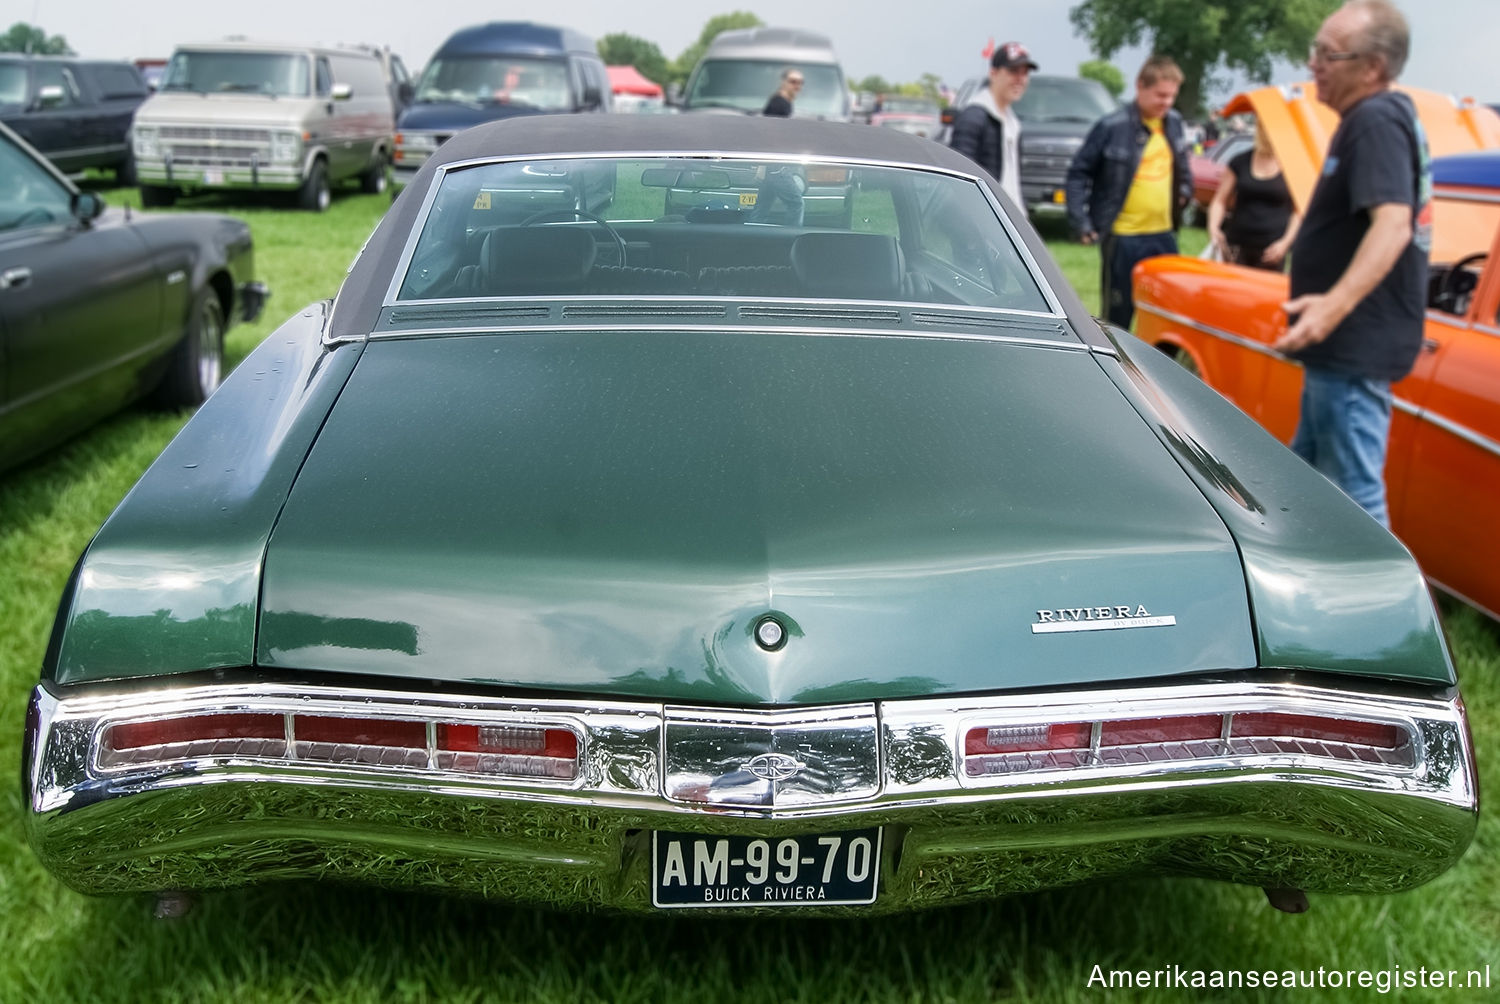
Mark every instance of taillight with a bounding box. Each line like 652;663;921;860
100;713;285;767
436;724;580;779
964;710;1413;778
294;715;428;768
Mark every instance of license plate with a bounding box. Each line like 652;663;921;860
1052;189;1066;203
652;828;880;908
202;169;224;185
738;192;758;206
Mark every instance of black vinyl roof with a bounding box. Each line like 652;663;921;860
329;114;1099;341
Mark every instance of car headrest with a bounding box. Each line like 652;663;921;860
790;232;905;300
483;226;598;292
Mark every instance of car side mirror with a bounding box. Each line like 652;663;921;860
331;83;353;101
581;83;602;110
35;84;66;109
398;82;414;106
71;191;105;224
666;82;683;107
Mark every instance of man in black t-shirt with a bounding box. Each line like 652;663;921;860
763;68;802;117
1275;0;1430;527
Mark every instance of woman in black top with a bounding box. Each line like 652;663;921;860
1207;123;1299;271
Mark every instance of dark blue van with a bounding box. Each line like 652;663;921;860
392;22;610;189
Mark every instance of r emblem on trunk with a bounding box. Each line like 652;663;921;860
743;752;805;781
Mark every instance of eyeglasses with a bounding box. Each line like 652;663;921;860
1308;43;1363;64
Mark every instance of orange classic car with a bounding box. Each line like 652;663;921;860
1135;84;1500;619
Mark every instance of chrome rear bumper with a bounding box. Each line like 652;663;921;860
24;678;1477;914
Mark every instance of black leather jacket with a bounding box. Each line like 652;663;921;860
1065;102;1192;238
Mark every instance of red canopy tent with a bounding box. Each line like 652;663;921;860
607;65;663;98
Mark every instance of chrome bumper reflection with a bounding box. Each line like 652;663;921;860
24;678;1477;912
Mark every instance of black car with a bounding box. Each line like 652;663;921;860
0;122;267;472
0;55;147;181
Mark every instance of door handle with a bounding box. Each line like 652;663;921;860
0;266;32;290
1421;338;1440;353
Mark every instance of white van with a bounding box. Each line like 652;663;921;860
680;27;850;122
132;40;396;211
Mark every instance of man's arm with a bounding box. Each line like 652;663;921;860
1276;202;1412;352
949;106;984;163
1065;122;1104;241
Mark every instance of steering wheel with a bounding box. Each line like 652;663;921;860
1435;252;1488;313
520;208;627;267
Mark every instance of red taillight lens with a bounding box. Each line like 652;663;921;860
294;716;426;749
1100;715;1220;746
105;713;283;750
965;722;1090;754
436;724;579;779
1231;712;1404;749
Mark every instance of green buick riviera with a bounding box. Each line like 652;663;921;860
24;116;1476;915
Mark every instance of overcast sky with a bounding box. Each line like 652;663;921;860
6;0;1495;104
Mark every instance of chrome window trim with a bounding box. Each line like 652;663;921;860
1435;188;1500;205
29;677;1474;820
368;322;1087;352
378;151;1066;316
1142;303;1500;460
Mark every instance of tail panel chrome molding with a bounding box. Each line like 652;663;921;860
24;678;1477;911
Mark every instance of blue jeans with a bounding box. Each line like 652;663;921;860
1100;231;1178;328
1289;367;1394;527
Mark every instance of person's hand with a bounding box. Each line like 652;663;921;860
1079;230;1098;246
1207;225;1227;252
1277;293;1345;353
1262;237;1292;265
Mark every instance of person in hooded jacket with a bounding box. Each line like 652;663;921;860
949;42;1037;207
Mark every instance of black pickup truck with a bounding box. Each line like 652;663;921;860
0;55;147;181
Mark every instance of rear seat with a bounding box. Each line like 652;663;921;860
588;265;695;295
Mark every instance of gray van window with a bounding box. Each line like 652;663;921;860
416;57;572;111
163;51;311;97
687;60;845;118
315;58;332;96
330;53;386;98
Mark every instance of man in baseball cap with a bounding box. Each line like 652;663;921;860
949;42;1038;205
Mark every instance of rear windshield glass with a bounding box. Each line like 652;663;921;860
416;57;571;111
162;51;310;97
395;156;1049;313
0;63;28;105
687;60;846;119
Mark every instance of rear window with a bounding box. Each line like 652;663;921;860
394;156;1049;313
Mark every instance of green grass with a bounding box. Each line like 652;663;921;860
1;184;1496;1003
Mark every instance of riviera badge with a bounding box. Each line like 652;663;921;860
1032;605;1177;634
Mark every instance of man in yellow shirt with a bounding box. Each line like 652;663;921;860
1064;56;1192;328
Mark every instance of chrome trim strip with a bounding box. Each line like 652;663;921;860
1032;615;1177;634
1435;188;1500;205
1142;304;1500;460
1135;302;1290;362
368;322;1089;351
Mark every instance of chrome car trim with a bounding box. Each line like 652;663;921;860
368;322;1090;351
381;152;1067;314
1434;188;1500;205
1474;322;1500;339
1393;396;1500;459
1143;303;1500;460
25;678;1475;909
1136;303;1288;361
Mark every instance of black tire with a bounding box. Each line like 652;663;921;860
117;150;137;187
152;287;225;409
139;185;176;208
360;153;389;195
297;159;331;212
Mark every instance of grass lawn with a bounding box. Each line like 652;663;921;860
1;181;1496;1003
